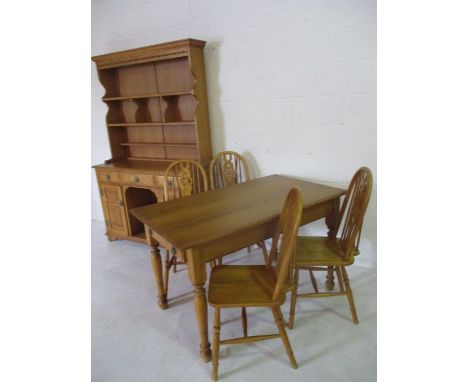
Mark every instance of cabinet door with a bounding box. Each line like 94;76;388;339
98;184;129;237
104;199;128;236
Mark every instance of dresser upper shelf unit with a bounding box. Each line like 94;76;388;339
92;38;212;165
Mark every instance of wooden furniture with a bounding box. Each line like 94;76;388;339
209;187;303;381
162;160;208;290
164;159;208;200
131;175;346;361
92;38;212;242
209;151;268;263
209;151;250;189
288;167;373;328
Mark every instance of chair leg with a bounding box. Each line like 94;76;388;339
288;268;299;329
241;307;248;337
308;269;319;293
212;308;221;381
335;266;345;293
341;266;359;324
163;251;171;295
258;241;268;264
173;257;177;273
272;306;298;369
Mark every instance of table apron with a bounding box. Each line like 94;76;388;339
301;199;334;226
193;220;277;261
147;228;186;263
188;199;335;263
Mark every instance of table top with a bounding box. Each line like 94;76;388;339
131;175;345;250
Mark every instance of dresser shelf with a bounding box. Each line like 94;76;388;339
108;122;195;127
120;142;196;147
102;90;193;101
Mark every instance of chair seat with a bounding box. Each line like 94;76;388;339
294;236;355;267
208;265;287;308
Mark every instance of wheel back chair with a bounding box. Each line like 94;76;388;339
209;151;269;264
288;167;373;328
162;160;209;302
208;186;303;381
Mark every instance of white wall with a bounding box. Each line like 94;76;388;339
91;0;377;267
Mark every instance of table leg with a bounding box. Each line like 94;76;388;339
150;244;168;309
145;226;169;309
325;197;340;238
194;284;211;362
325;197;341;291
186;249;212;362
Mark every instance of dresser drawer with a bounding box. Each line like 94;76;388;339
155;189;165;203
155;175;166;188
121;172;155;187
97;171;120;183
157;175;180;189
155;175;177;189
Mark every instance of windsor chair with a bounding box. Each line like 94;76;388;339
208;187;303;381
209;151;268;263
288;167;373;328
162;160;209;299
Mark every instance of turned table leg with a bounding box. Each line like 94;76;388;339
325;197;341;291
325;197;340;238
150;244;168;309
194;283;211;362
145;226;168;309
186;249;212;362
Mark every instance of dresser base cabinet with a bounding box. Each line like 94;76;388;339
94;161;167;243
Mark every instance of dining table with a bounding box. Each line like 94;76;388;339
131;174;346;362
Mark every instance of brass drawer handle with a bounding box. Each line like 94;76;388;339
134;176;140;183
106;174;111;180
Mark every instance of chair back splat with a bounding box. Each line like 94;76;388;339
332;167;373;260
209;151;250;190
269;187;303;302
164;159;209;201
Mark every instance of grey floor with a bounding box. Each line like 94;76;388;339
92;220;376;382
